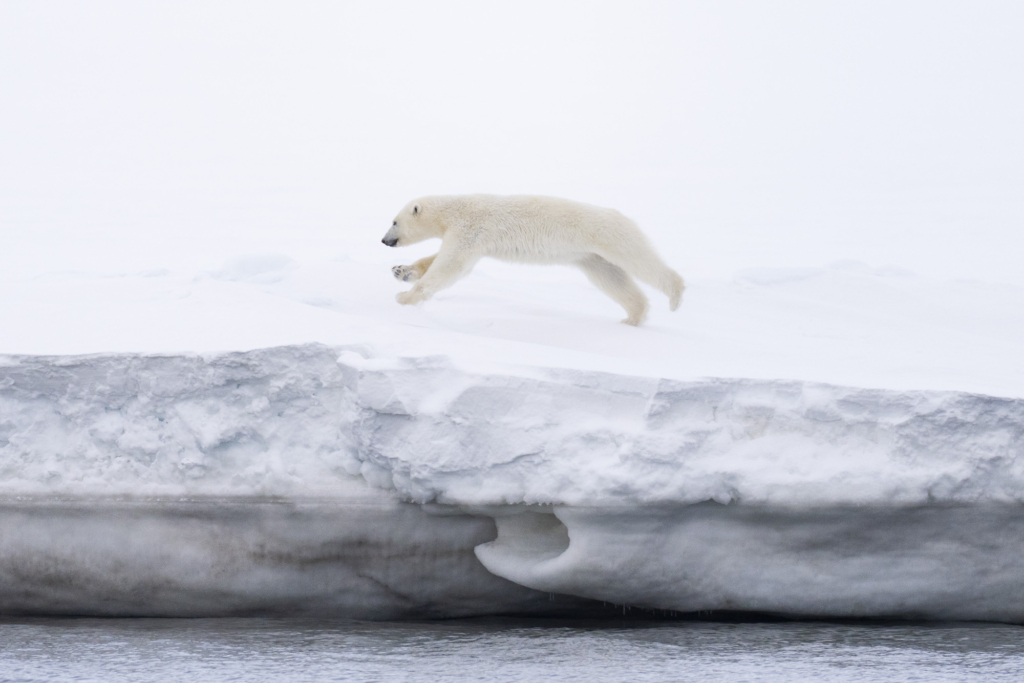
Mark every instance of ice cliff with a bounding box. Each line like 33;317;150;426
2;344;1024;620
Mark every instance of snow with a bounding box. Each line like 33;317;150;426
0;346;358;498
6;342;1021;506
3;252;1024;398
3;1;1024;621
2;235;1024;623
343;356;1024;507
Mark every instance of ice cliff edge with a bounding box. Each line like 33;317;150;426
5;342;1022;505
2;344;1024;621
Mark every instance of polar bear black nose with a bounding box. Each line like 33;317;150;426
382;236;398;247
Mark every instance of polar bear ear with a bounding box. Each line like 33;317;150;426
412;204;420;216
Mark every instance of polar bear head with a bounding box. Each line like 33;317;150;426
382;199;440;247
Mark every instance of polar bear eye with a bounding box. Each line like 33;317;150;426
412;204;420;215
392;220;397;227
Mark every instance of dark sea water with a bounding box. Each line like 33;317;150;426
1;617;1022;682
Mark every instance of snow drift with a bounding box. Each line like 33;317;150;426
3;344;1024;620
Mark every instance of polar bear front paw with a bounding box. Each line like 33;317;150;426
392;265;419;282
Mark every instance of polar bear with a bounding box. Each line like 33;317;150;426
381;195;684;326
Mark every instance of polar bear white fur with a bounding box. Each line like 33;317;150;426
381;195;684;326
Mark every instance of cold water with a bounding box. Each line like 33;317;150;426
1;617;1022;682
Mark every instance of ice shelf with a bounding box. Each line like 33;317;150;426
2;344;1023;620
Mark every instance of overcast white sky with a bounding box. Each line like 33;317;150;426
2;1;1022;283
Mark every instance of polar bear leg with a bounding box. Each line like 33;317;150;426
396;247;476;305
578;254;649;326
392;254;437;282
596;244;685;312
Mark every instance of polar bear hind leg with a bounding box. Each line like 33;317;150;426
577;254;649;326
595;243;685;311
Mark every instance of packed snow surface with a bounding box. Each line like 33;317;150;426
3;253;1024;398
